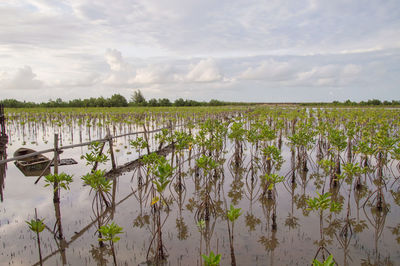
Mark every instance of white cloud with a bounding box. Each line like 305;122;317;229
185;58;222;82
0;66;44;90
239;59;296;81
342;64;361;76
105;49;129;72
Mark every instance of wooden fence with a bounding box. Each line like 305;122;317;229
0;123;175;166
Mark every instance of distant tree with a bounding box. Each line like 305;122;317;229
209;99;224;106
367;99;381;105
344;99;353;105
174;98;185;106
158;98;171;106
95;97;107;107
109;94;128;107
148;98;159;107
131;90;146;106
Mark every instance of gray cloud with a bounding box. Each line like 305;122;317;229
0;66;44;90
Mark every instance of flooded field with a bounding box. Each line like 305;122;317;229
1;107;400;265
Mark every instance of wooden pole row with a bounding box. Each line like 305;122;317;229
0;123;187;165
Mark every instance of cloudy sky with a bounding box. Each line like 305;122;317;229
0;0;399;103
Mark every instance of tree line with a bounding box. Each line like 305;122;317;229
0;90;247;108
300;99;400;107
1;90;398;108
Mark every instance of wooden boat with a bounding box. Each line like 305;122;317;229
14;148;51;176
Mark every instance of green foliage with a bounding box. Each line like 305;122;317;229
307;192;342;213
98;222;123;243
196;155;218;171
141;152;162;166
202;251;221;266
44;173;73;191
312;254;335;266
82;170;111;193
262;145;284;168
26;219;45;233
129;137;148;152
318;159;335;175
342;162;363;184
259;123;276;142
109;94;128;107
131;90;147;106
373;129;397;155
197;219;205;232
155;128;170;144
83;141;108;166
173;131;193;151
262;173;285;190
152;158;173;193
227;204;242;222
354;139;374;156
288;123;315;149
327;127;347;152
246;124;260;144
228;121;246;141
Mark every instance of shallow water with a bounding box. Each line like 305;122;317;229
1;115;400;266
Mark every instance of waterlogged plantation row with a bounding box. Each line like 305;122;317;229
1;106;400;265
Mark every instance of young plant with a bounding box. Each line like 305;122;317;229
26;211;45;265
152;158;173;193
83;141;108;167
44;173;73;193
261;173;285;200
44;172;73;239
262;145;284;173
312;254;335;266
202;251;221;266
98;222;123;266
147;156;174;263
227;204;242;223
307;192;342;263
26;218;45;233
307;192;342;214
226;204;242;266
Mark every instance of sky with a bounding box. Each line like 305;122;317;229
0;0;399;103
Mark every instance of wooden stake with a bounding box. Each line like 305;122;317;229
107;128;116;170
142;123;151;155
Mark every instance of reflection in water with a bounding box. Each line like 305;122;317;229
2;108;400;265
0;135;8;202
0;103;7;201
90;243;112;266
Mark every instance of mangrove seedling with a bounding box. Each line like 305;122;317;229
307;192;342;263
44;172;73;239
202;251;221;266
26;211;45;265
44;172;73;194
98;222;123;266
261;173;285;200
312;254;335;266
82;169;112;207
83;141;108;167
226;204;242;266
147;156;174;262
